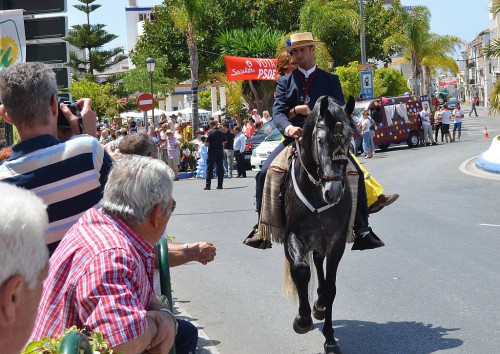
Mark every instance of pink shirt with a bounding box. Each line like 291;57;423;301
30;208;155;347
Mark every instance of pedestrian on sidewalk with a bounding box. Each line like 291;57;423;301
469;96;479;117
440;104;452;143
420;103;436;145
434;105;443;143
204;121;226;190
233;126;247;178
452;103;464;142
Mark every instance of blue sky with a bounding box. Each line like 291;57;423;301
67;0;491;52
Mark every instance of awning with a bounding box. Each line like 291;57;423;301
224;56;278;81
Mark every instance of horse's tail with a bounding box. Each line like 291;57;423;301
283;252;317;302
283;256;296;299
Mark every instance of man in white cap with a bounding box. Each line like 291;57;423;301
245;32;386;250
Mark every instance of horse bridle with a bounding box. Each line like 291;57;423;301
294;121;347;186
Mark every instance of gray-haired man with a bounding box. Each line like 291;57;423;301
118;134;217;266
31;156;198;354
0;182;49;354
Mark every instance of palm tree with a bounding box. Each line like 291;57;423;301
383;6;432;96
484;0;500;114
217;28;284;113
420;34;462;96
300;0;359;67
169;0;206;134
389;32;462;96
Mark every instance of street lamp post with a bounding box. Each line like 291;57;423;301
359;0;366;65
146;55;156;134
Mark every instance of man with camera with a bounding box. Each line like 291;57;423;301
0;62;112;255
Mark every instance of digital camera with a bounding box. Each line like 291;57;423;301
57;97;82;127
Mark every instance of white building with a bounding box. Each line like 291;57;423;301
125;0;154;69
124;0;226;116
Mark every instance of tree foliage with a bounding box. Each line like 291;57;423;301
374;67;408;97
69;79;121;118
122;57;176;95
300;0;405;67
335;62;407;99
216;27;284;112
65;0;126;79
487;0;500;115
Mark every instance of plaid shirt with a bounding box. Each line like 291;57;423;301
30;208;156;348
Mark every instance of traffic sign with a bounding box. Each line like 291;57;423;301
357;63;376;71
0;0;66;15
24;16;67;40
136;93;155;111
26;41;68;64
360;70;374;100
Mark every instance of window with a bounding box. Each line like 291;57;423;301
372;107;382;123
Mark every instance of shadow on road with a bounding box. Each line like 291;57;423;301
322;319;463;354
173;300;221;353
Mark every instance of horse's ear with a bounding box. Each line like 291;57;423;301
319;96;329;118
344;96;355;117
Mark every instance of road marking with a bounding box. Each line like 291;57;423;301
480;223;500;227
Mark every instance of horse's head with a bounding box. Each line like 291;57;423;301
301;95;356;205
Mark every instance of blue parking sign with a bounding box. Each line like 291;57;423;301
360;70;374;100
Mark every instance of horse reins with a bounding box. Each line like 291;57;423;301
294;137;322;187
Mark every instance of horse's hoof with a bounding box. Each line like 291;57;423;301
293;315;313;334
313;301;326;320
324;341;342;354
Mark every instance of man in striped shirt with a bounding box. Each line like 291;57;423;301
0;62;112;254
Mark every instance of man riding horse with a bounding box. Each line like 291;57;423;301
244;32;398;250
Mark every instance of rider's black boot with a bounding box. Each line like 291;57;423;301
352;206;385;250
352;227;385;250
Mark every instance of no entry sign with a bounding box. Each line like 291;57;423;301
136;93;154;111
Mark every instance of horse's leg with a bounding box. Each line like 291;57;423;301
286;233;313;334
313;251;327;321
322;241;346;354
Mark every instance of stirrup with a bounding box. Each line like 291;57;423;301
243;225;272;249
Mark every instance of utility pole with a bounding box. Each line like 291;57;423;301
359;0;366;65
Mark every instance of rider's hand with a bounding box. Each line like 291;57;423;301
288;127;303;139
295;105;311;116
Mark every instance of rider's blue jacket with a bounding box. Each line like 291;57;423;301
272;67;345;145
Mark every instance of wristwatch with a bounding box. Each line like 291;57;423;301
159;308;178;334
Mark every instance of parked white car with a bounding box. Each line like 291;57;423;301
251;128;283;171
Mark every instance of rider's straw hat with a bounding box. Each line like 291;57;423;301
282;32;324;50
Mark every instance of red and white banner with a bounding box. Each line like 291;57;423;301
223;56;278;81
438;80;457;86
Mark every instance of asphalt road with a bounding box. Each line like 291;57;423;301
167;105;500;354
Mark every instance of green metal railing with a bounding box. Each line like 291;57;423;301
59;331;93;354
157;237;176;354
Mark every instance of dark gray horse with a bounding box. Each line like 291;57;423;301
283;95;356;354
